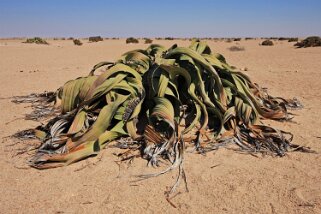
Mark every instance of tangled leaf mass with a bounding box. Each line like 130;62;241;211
13;41;311;192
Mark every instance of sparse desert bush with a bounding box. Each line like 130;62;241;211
144;38;153;44
278;37;289;41
68;37;74;40
288;38;298;42
245;37;253;40
269;37;278;40
73;39;83;46
294;36;321;48
228;46;245;51
234;38;241;41
261;40;274;46
164;37;174;40
126;37;139;44
24;37;48;45
89;36;103;42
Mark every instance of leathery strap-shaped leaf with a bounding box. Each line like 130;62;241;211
189;40;211;54
61;77;85;113
121;51;150;74
30;121;126;169
146;44;166;57
188;83;209;131
151;97;175;128
66;94;129;151
88;61;114;76
85;63;142;100
165;46;227;110
157;73;169;97
67;109;87;135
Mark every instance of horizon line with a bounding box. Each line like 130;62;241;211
1;35;319;39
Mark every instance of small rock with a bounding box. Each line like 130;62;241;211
82;201;93;205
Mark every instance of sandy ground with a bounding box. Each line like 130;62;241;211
0;39;320;214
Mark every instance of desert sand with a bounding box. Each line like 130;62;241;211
0;39;320;213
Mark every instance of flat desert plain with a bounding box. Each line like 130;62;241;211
0;39;320;213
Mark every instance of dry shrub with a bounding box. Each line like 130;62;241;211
164;37;174;40
144;38;153;44
288;38;298;42
261;40;274;46
73;39;83;46
294;36;321;48
126;37;139;44
89;36;103;42
24;37;48;45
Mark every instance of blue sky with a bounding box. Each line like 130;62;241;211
0;0;320;38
